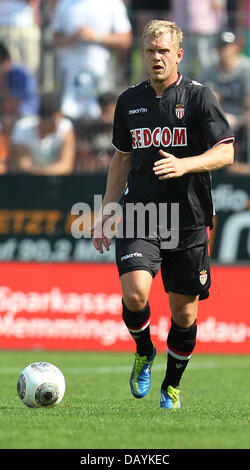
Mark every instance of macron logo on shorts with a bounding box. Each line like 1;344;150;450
121;252;142;262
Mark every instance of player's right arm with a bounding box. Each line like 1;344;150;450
92;149;131;253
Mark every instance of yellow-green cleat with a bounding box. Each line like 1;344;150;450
160;385;181;409
130;346;156;398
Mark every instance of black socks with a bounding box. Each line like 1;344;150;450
161;318;197;391
122;300;197;389
122;299;154;359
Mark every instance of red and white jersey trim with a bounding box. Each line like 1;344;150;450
212;136;235;148
176;73;183;86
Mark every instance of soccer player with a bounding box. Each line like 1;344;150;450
92;20;234;409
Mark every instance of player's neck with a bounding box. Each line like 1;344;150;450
149;71;179;97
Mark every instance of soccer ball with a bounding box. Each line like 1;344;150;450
17;362;66;408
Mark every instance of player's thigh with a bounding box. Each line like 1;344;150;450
120;270;153;311
116;236;161;277
116;236;161;310
161;228;211;299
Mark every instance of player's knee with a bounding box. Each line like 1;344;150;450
169;293;198;328
171;308;196;328
123;290;148;312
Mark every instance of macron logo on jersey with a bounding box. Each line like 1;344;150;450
130;127;187;149
129;108;148;115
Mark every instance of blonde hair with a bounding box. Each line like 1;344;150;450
142;20;183;50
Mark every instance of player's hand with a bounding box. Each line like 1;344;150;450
153;150;187;179
91;213;112;254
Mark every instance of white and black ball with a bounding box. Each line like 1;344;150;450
17;362;66;408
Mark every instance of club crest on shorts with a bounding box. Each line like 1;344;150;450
199;269;208;286
175;103;185;119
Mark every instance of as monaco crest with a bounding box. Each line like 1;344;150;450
199;269;208;286
175;103;185;119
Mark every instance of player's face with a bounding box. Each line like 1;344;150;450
143;33;183;89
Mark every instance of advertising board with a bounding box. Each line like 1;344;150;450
0;263;249;353
0;173;249;263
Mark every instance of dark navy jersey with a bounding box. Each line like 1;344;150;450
112;74;234;229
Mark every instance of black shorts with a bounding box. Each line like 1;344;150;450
115;227;211;300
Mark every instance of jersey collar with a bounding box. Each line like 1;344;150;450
146;73;183;97
176;73;183;86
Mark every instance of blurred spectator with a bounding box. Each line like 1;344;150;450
0;42;40;172
10;93;76;174
52;0;132;121
0;1;41;77
169;0;227;77
199;31;250;174
75;91;117;173
0;42;39;118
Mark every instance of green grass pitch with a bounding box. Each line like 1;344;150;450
0;350;250;449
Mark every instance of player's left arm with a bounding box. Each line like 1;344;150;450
153;142;234;179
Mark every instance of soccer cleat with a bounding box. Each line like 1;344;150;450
130;346;156;398
160;385;181;409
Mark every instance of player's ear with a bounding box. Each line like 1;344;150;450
176;48;184;64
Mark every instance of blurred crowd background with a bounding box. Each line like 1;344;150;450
0;0;249;176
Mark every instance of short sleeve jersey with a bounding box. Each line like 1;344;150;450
112;74;234;230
